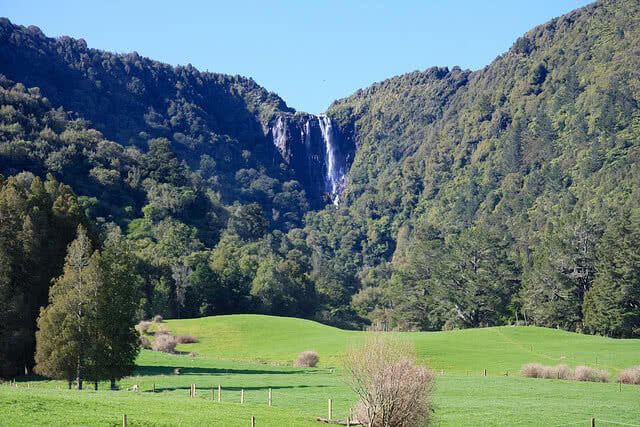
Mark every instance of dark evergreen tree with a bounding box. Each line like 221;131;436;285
429;227;519;328
94;227;141;389
35;226;98;389
583;215;640;337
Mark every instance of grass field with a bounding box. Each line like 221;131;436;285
1;314;639;426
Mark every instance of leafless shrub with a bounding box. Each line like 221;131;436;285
522;363;603;381
155;329;169;336
618;367;640;385
175;335;199;344
554;364;573;380
521;363;544;378
136;320;152;335
152;314;164;323
295;351;319;368
352;400;370;426
540;365;556;379
574;365;609;382
343;336;435;427
539;364;572;380
152;334;177;353
138;335;151;349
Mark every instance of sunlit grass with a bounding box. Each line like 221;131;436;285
3;315;640;426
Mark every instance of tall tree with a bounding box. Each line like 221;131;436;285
430;227;519;328
583;215;640;337
520;216;601;330
0;174;84;378
35;226;98;389
94;227;141;389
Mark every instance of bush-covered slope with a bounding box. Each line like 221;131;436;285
310;0;640;332
1;0;639;348
0;18;316;217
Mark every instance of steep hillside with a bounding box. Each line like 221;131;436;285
0;0;639;349
0;17;288;157
0;18;334;213
310;0;640;332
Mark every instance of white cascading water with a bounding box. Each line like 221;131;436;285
272;116;288;156
271;114;346;205
317;115;343;205
303;119;312;149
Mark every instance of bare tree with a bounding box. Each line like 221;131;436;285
343;336;435;427
171;262;192;316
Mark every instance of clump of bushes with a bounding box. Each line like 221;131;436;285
138;335;151;350
521;363;572;379
521;363;608;382
618;366;640;385
136;320;152;335
295;350;319;368
134;316;198;353
344;336;435;427
574;365;609;382
176;335;199;344
521;363;544;378
152;333;177;353
552;364;573;380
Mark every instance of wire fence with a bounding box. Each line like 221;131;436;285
551;419;640;427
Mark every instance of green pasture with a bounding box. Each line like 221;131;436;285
2;315;639;426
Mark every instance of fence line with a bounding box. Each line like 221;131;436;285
551;419;640;427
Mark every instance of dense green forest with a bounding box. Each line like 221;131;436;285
1;0;639;378
318;0;640;332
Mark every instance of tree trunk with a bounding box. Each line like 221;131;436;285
94;381;98;391
110;378;116;390
76;355;82;390
68;380;72;390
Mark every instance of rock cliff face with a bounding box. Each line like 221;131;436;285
269;113;355;205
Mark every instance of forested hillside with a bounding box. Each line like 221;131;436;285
309;0;640;333
1;0;639;379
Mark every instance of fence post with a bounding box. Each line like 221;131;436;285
328;398;333;419
241;389;245;404
268;388;272;406
251;416;255;427
153;383;155;393
211;388;214;400
591;417;595;427
483;369;487;377
122;414;127;427
218;384;222;402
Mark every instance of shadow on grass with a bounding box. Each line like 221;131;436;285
134;365;322;376
13;374;50;383
146;384;330;393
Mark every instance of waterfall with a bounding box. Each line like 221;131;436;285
270;114;348;205
272;116;288;157
317;115;344;205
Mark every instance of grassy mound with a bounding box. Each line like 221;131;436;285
165;314;640;373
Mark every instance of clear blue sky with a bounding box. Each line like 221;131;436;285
1;0;592;113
